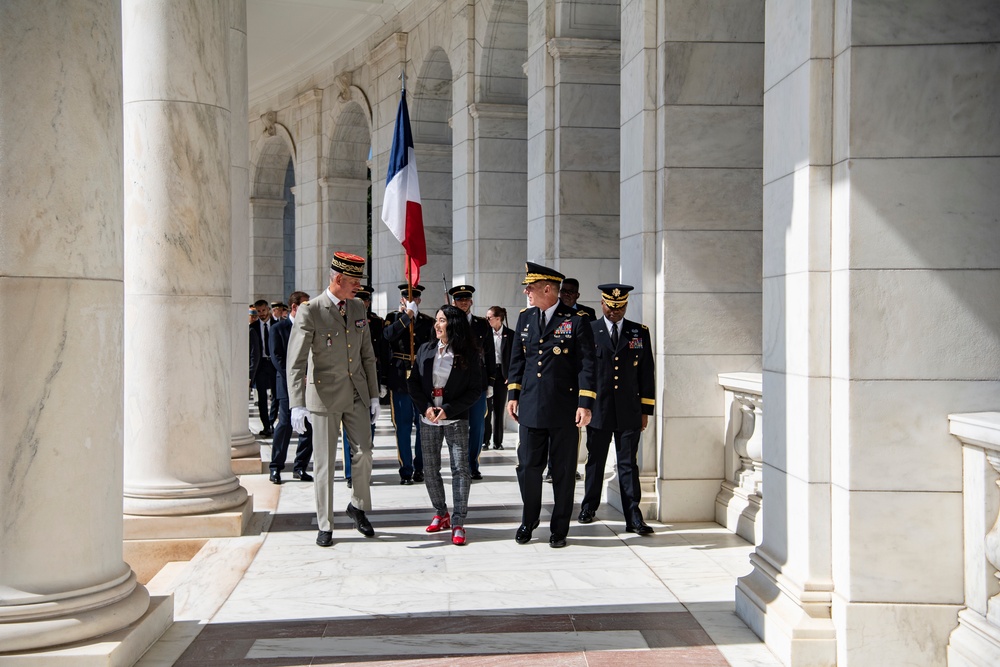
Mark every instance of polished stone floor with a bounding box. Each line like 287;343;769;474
136;416;780;666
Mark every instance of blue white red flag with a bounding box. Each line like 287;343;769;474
381;90;426;287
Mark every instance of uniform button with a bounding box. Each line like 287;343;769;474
538;361;542;366
538;350;543;355
614;366;619;370
614;356;619;361
614;376;618;380
614;385;618;389
537;373;542;377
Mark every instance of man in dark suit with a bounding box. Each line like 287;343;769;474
484;306;513;449
342;284;388;488
383;283;435;484
267;291;314;484
507;262;597;548
250;299;276;437
449;285;496;479
559;278;597;320
578;284;655;535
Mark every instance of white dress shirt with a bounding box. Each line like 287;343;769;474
421;341;457;426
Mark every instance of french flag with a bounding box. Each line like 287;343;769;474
381;90;426;287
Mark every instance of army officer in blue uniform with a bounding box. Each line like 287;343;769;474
578;284;655;535
506;262;597;548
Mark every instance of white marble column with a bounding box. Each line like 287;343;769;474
228;0;258;464
0;0;150;652
122;0;249;522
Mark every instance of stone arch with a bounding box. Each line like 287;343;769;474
406;46;454;290
249;132;295;302
478;0;528;105
320;95;373;293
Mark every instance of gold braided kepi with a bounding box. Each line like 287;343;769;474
522;261;565;285
598;283;634;308
330;251;366;278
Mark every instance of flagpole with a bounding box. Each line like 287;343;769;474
405;254;415;368
442;273;450;306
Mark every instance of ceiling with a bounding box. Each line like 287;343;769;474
246;0;412;104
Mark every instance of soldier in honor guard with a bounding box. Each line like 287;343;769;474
287;251;381;547
383;283;435;484
341;284;388;488
559;277;597;320
578;284;655;535
448;285;496;480
506;262;597;548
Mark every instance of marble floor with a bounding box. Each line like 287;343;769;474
135;416;780;667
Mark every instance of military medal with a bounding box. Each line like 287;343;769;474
553;346;561;355
326;333;332;347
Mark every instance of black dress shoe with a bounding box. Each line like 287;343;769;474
400;477;413;485
293;470;313;482
578;508;595;524
575;471;582;480
494;443;504;450
346;477;353;489
544;471;552;483
515;519;540;544
261;428;273;438
316;530;333;547
412;471;424;483
549;534;567;548
269;471;281;484
627;523;654;535
346;503;375;537
471;471;483;480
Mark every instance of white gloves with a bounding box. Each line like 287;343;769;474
486;386;494;399
291;406;309;434
404;300;418;316
379;384;388;398
370;398;381;425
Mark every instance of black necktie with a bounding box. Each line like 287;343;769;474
538;308;545;330
611;322;619;349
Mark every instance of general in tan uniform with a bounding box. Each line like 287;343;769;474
288;252;381;547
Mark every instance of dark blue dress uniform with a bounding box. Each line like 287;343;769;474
383;284;434;482
507;263;597;544
580;284;655;534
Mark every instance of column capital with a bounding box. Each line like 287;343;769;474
546;37;620;60
293;88;323;108
468;102;528;120
368;31;408;68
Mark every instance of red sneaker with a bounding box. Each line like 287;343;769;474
426;513;451;533
451;526;466;545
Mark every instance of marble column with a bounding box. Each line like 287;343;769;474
525;0;621;299
0;0;150;652
228;0;258;465
122;0;249;522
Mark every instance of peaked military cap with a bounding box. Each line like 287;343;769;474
330;251;366;278
355;285;374;298
448;284;475;299
521;261;564;285
397;283;425;297
598;283;634;309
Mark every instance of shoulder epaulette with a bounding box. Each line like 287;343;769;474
641;324;648;330
520;307;528;313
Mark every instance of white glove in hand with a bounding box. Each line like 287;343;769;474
486;386;494;399
370;398;381;425
404;301;418;316
291;406;309;434
379;384;388;398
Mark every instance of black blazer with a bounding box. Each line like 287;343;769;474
267;317;293;400
249;320;275;382
407;341;483;421
469;314;497;390
589;317;655;431
572;303;597;320
493;325;514;381
507;305;597;429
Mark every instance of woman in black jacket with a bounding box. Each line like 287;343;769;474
407;305;483;545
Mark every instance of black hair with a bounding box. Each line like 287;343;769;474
436;304;481;369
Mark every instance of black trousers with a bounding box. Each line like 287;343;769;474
483;376;507;446
253;369;275;431
270;395;313;473
516;424;578;538
582;426;643;526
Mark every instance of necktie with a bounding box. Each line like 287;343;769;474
338;300;346;317
538;309;545;330
611;322;619;348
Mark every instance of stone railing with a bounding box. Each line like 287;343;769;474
948;412;1000;666
715;372;763;545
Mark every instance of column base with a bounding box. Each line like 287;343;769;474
606;475;658;521
830;596;959;666
949;608;1000;667
715;480;762;544
123;538;209;585
230;430;258;458
231;433;265;475
735;552;836;667
124;496;253;540
656;477;722;521
0;590;168;665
